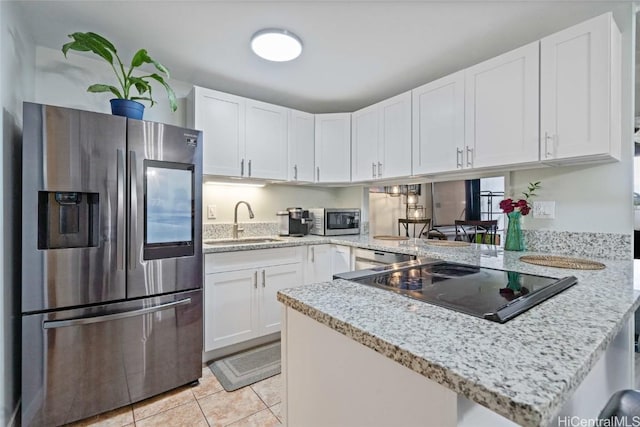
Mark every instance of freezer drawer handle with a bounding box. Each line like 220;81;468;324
42;298;192;329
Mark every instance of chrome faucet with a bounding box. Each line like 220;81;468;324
233;201;255;239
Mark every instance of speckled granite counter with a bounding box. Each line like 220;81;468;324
203;234;640;425
228;236;636;426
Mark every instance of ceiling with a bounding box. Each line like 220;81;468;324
17;0;630;113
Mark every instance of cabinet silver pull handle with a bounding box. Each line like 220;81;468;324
248;159;252;177
294;164;298;180
544;132;553;158
254;270;258;289
316;166;320;182
372;162;376;178
466;147;473;167
377;162;382;178
241;159;245;176
456;148;463;168
262;269;266;288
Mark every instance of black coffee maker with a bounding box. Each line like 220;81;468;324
277;207;311;237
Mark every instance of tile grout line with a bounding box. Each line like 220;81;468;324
194;395;212;427
249;376;283;423
219;387;272;427
132;387;198;424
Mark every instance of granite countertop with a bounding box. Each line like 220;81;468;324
204;234;640;426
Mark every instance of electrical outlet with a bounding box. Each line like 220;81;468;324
533;201;555;219
207;205;217;220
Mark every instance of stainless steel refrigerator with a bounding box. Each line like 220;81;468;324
21;103;203;427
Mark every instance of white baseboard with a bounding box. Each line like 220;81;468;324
202;332;280;364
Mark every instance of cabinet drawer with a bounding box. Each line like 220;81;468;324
205;246;304;274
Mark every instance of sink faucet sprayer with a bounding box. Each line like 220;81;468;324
233;201;255;239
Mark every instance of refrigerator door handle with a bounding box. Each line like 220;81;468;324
117;149;125;270
129;150;138;270
43;298;192;329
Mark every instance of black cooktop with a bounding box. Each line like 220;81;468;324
335;258;577;323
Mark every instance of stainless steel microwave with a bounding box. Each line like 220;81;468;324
309;208;360;236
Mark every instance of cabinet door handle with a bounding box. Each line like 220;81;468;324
377;162;382;178
254;270;258;289
294;164;298;180
248;159;252;177
456;148;463;168
262;269;266;288
311;246;315;262
544;132;553;158
466;147;473;167
372;162;376;178
241;159;245;176
316;166;320;182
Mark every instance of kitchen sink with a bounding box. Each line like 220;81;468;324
204;237;284;246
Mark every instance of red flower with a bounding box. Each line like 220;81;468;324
499;182;541;217
499;199;513;210
503;204;515;213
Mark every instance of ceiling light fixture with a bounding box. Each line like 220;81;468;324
250;28;303;62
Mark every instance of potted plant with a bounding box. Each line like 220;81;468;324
62;32;177;119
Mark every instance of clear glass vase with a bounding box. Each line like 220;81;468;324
504;211;525;251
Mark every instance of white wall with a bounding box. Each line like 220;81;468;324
1;2;35;425
512;4;635;235
203;183;363;223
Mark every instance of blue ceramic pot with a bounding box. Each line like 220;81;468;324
110;99;144;120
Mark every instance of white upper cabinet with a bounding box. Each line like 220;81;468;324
540;12;621;162
315;113;351;183
288;109;316;182
351;104;379;181
379;92;412;179
412;71;465;174
245;99;288;180
188;87;288;180
188;87;245;177
352;91;411;181
464;41;540;169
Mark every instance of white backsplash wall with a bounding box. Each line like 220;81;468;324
202;183;364;223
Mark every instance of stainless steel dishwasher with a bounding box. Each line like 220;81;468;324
353;248;414;270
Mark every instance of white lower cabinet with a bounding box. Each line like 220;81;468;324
204;248;303;352
304;244;353;284
205;269;257;351
305;244;333;284
259;264;303;335
331;245;353;276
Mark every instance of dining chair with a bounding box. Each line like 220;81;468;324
454;220;498;244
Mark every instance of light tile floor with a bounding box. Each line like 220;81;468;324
65;367;282;427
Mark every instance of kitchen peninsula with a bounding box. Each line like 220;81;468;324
211;235;640;427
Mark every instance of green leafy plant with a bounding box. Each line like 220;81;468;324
62;32;177;111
